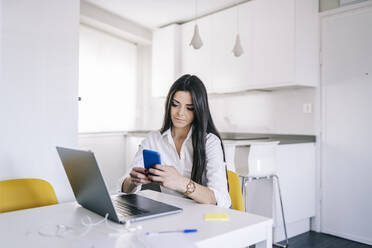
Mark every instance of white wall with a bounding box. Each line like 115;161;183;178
136;45;153;129
0;1;2;62
142;88;315;135
210;89;315;134
78;133;127;194
0;0;80;202
80;0;152;45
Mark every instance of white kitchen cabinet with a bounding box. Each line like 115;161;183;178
181;18;215;93
211;6;255;93
250;0;295;88
180;0;319;93
151;24;181;97
232;142;316;242
253;0;319;90
273;143;316;241
181;8;253;93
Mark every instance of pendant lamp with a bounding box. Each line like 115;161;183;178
190;0;203;49
232;34;244;57
190;24;203;49
232;4;244;57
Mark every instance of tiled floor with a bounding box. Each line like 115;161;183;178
276;231;372;248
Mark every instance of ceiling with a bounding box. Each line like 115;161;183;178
83;0;250;30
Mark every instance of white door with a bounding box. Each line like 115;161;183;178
321;3;372;245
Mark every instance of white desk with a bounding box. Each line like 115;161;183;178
0;190;272;248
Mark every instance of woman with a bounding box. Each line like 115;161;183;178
121;75;231;208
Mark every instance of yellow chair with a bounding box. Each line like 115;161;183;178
227;170;245;211
0;178;58;213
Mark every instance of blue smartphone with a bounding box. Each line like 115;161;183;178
143;149;161;176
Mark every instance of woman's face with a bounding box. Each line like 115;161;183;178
170;91;194;129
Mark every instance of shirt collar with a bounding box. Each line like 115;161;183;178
162;126;193;144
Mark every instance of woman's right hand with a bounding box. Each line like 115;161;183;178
129;167;151;187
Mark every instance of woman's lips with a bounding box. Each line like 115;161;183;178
174;117;185;122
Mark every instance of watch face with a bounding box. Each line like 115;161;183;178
187;181;195;193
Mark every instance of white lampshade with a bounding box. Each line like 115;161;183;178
232;34;244;57
190;24;203;49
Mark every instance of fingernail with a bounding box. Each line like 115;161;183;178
144;169;147;172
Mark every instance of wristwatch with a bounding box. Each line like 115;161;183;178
184;180;196;195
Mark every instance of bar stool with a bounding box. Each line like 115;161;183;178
239;141;289;248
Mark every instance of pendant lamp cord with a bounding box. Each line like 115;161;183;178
195;0;198;23
236;1;240;34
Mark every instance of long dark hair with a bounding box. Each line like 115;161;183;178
160;75;225;184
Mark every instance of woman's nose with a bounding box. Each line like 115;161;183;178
177;106;186;116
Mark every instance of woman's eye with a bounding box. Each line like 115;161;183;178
171;102;178;107
187;107;194;111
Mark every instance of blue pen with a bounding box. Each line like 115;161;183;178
145;229;198;235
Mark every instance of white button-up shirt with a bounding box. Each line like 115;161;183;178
121;128;231;208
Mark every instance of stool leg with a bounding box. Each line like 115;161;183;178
272;174;289;247
241;176;247;211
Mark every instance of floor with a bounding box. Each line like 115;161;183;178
276;231;372;248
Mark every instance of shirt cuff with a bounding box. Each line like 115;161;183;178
116;176;141;194
209;187;231;208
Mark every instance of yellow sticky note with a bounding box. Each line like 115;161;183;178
204;213;229;221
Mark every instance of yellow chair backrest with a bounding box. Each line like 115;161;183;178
0;178;58;213
227;170;245;211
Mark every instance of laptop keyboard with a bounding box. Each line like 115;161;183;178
112;198;148;217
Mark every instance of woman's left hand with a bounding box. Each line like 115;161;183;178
148;164;188;192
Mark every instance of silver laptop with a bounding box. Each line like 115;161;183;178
56;147;182;224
